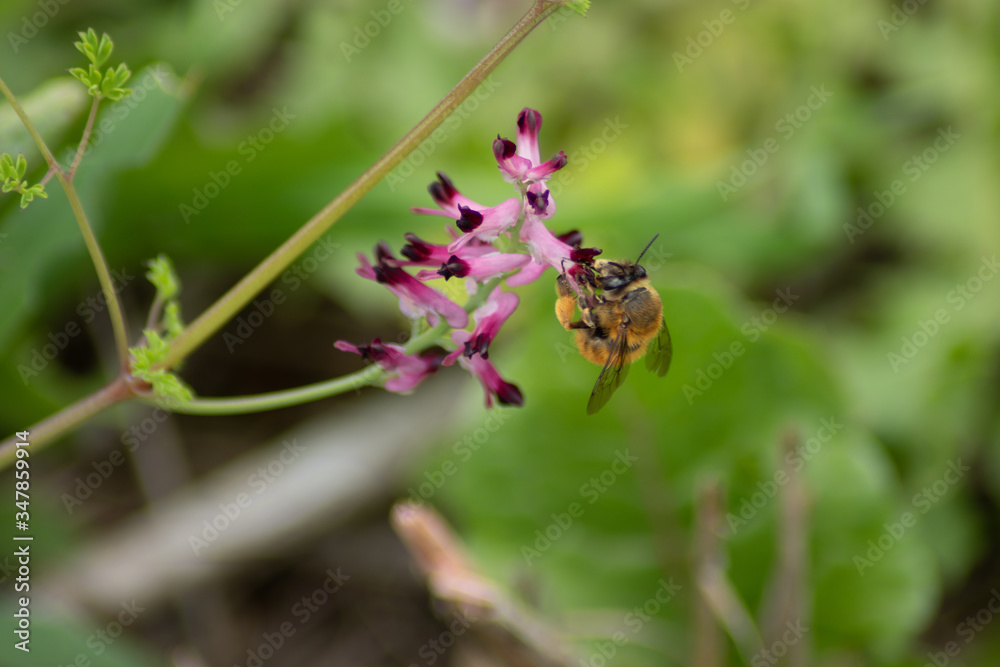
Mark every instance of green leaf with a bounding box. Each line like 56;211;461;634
145;254;180;301
0;154;14;180
564;0;590;17
73;29;114;68
72;29;98;62
19;185;46;209
100;64;133;102
95;33;114;68
129;330;193;402
145;369;193;402
14;154;26;180
68;67;90;86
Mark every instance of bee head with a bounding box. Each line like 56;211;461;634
595;261;646;293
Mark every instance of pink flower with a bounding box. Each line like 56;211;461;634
334;339;443;393
494;108;568;185
417;252;531;282
447;328;523;407
440;289;522;407
444;289;519;363
399;232;494;267
339;107;598;410
411;173;523;252
356;243;468;328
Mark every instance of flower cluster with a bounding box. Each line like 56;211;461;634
337;108;599;407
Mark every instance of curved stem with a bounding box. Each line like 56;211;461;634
0;375;134;467
159;0;561;369
156;276;504;417
68;96;101;179
0;78;131;368
159;364;385;415
55;169;132;368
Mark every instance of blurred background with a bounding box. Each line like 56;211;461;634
1;0;999;665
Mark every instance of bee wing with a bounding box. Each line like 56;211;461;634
587;324;631;415
644;318;673;377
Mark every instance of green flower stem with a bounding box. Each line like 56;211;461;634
0;77;131;369
0;375;134;468
405;276;504;355
154;275;504;417
158;0;562;370
160;364;385;415
68;96;101;179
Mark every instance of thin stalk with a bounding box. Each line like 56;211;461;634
67;96;101;179
0;376;133;467
0;78;131;368
161;364;384;415
159;0;561;369
54;168;132;368
155;276;503;417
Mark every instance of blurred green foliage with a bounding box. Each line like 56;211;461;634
1;0;999;665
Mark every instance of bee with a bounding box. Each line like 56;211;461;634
555;235;672;414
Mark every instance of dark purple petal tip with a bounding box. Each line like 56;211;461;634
517;108;542;135
401;236;429;261
428;172;459;205
571;246;603;263
437;255;469;280
456;205;484;233
496;381;524;406
526;189;550;214
374;242;395;263
463;332;490;359
558;229;584;247
493;136;517;161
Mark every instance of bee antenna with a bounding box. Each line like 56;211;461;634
635;233;659;264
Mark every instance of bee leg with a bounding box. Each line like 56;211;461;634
556;274;575;298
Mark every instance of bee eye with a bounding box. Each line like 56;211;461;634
600;275;626;291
